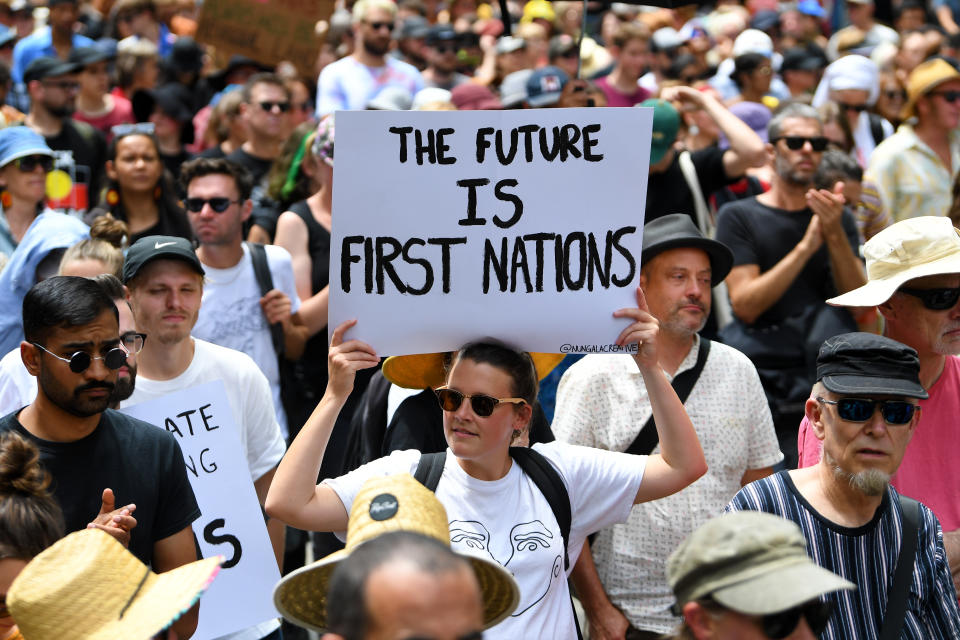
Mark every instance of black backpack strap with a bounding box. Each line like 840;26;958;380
879;494;920;640
869;113;886;147
413;451;446;492
509;447;572;571
625;338;712;456
245;241;285;357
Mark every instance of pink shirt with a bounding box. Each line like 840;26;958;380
594;75;650;108
797;355;960;534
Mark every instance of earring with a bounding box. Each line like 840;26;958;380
154;185;162;200
0;190;11;208
106;188;119;206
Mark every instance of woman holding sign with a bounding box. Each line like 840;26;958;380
266;287;707;639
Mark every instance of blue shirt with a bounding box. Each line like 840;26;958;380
11;27;95;83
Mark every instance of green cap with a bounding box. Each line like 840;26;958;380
667;512;855;615
639;98;679;165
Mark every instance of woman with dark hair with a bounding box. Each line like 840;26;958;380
84;125;191;244
0;431;65;640
267;292;707;639
728;52;773;106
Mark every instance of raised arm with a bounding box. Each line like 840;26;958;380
264;320;379;531
613;287;707;504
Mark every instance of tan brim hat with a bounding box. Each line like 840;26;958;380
273;474;520;632
8;529;222;640
828;216;960;307
900;57;960;121
383;352;566;389
273;547;519;633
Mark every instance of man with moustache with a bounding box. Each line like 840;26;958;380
316;0;424;116
716;103;865;466
0;275;201;638
729;332;960;638
553;214;782;640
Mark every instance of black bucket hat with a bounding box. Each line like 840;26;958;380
641;213;734;286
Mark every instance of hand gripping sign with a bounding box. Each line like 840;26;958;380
329;107;653;355
123;380;280;639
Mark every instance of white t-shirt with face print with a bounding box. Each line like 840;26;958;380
325;442;644;639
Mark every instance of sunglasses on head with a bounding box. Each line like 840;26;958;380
898;286;960;310
772;136;829;152
258;101;291;113
14;155;54;172
434;386;525;417
111;122;156;138
184;197;240;213
930;89;960;103
33;343;128;374
837;101;868;112
761;599;833;639
816;397;918;425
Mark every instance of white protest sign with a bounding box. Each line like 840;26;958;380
123;380;280;639
330;107;652;356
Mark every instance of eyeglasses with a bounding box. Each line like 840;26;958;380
184;197;240;213
882;90;906;101
42;80;79;91
898;286;960;310
435;386;526;417
32;343;129;374
365;20;394;31
14;155;54;172
816;397;918;425
772;136;829;152
761;599;833;638
257;101;291;113
434;43;458;54
120;331;147;355
930;89;960;103
754;66;773;76
111;122;155;138
837;101;868;112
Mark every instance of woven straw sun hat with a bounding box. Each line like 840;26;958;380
382;350;565;389
273;473;520;633
7;529;221;640
827;216;960;308
900;57;960;121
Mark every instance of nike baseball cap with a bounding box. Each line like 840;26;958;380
123;235;204;284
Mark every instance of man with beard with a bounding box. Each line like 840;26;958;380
798;216;960;595
553;214;782;640
22;56;105;213
0;275;201;638
121;235;286;640
316;0;424;116
728;332;960;638
716;103;866;466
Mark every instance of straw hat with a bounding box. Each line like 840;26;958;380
273;474;520;633
827;216;960;307
901;57;960;121
7;529;221;640
382;351;565;389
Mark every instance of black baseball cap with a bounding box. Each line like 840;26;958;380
23;56;78;83
816;333;928;399
69;46;113;68
641;213;734;286
123;235;204;284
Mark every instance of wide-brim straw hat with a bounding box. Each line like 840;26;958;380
828;216;960;307
382;351;565;389
901;57;960;121
7;529;221;640
273;474;520;633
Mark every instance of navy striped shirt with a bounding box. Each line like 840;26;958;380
727;471;960;639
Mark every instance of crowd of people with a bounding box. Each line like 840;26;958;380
0;0;959;638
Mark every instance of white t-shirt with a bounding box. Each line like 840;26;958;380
192;243;301;437
120;338;285;484
325;442;645;640
0;347;35;415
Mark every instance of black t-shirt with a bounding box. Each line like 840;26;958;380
226;147;274;185
715;197;861;327
645;147;737;224
160;149;191;182
0;409;200;566
45;120;107;207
